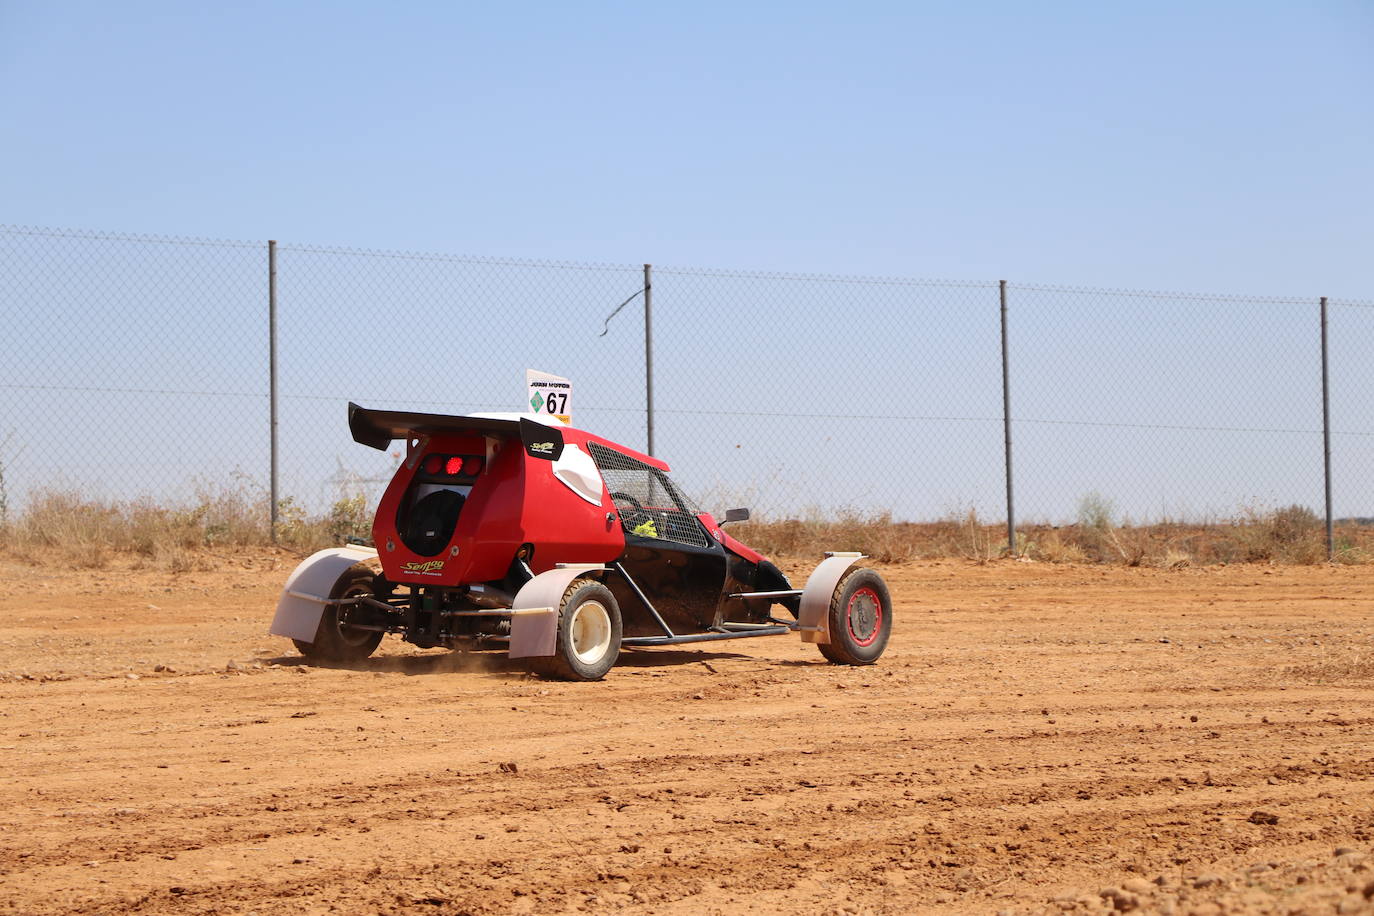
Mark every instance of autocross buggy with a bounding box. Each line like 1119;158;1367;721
271;403;893;679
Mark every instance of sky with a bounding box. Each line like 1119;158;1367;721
2;0;1371;298
1;2;1371;526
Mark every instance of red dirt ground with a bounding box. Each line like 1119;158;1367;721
1;551;1372;915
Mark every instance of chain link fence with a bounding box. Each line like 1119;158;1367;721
1010;285;1328;522
0;228;267;510
1329;298;1374;525
2;225;1370;551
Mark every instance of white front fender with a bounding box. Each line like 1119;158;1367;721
270;546;380;643
796;553;866;645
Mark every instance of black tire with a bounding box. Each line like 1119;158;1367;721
819;567;892;666
530;580;622;681
292;566;385;663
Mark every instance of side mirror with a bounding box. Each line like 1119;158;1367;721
722;507;751;525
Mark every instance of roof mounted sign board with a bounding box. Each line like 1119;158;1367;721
526;369;572;424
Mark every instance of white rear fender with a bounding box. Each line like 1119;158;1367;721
270;546;380;643
796;553;866;645
508;565;605;658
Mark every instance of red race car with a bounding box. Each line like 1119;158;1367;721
271;403;892;680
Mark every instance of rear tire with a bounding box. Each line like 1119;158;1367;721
531;580;622;681
292;566;384;663
819;568;892;666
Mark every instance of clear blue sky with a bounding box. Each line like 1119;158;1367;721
2;1;1371;525
3;0;1370;297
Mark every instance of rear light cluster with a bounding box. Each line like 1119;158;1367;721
420;453;484;479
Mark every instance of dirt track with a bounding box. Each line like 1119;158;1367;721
1;552;1372;915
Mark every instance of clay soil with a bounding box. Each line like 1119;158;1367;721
2;551;1372;915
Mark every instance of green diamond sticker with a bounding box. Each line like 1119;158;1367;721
530;392;545;412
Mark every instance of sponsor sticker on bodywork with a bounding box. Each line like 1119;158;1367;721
520;417;565;460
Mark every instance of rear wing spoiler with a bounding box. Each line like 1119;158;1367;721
349;402;525;450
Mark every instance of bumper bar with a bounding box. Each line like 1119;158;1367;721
621;626;791;647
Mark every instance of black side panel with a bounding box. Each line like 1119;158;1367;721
714;551;793;591
615;539;727;637
720;556;798;622
751;558;794;593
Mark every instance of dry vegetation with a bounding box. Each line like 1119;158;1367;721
0;486;1368;570
0;487;369;571
733;500;1372;566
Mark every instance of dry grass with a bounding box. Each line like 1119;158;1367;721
0;486;370;572
0;490;1368;570
734;506;1373;566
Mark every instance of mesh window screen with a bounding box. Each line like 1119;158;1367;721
587;442;709;548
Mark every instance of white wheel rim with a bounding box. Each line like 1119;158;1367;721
569;600;613;665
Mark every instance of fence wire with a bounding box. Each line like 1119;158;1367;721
1008;284;1326;524
1329;299;1374;525
1;225;1370;540
272;243;646;513
648;268;1003;520
0;227;267;509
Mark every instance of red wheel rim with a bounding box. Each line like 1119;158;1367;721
846;586;882;647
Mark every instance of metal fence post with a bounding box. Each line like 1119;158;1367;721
1321;295;1333;561
644;263;655;457
269;240;279;543
1000;280;1015;555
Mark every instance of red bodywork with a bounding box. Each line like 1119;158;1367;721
373;425;673;587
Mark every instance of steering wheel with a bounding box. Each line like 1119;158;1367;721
609;491;648;526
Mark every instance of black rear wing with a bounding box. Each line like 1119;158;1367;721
348;402;523;451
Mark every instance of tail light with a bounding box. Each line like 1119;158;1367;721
418;454;483;481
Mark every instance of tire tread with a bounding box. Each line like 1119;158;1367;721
819;567;892;666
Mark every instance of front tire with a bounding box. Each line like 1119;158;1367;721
531;580;622;681
292;566;384;663
819;567;892;666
